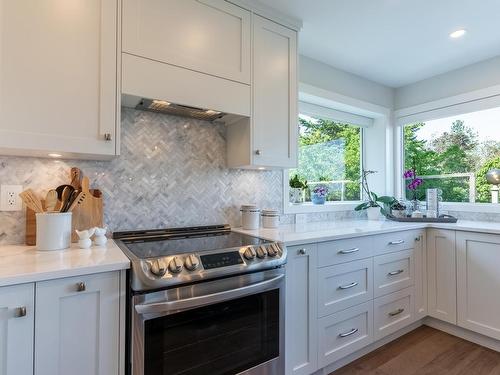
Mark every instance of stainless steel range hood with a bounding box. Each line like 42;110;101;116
135;99;225;122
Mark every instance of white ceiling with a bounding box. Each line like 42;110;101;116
260;0;500;88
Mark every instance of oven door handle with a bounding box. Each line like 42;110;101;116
135;273;284;315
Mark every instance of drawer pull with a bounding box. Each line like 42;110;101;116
338;247;359;255
388;269;404;276
339;328;359;338
298;248;307;255
389;240;405;245
338;282;359;290
76;282;86;292
388;308;405;317
14;306;27;318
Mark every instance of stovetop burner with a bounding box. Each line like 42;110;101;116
113;224;287;292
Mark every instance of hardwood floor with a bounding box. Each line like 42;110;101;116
330;326;500;375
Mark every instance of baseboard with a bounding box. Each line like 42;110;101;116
317;320;424;374
423;317;500;352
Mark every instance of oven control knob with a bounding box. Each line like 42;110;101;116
150;259;167;277
256;246;267;259
184;254;199;271
267;244;278;257
168;256;184;274
243;247;256;260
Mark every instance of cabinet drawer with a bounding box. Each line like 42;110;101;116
372;231;420;256
317;237;372;267
317;259;373;317
374;249;414;297
374;287;414;340
318;302;373;368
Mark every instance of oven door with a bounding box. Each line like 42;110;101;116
131;268;285;375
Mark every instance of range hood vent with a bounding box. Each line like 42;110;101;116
135;99;225;122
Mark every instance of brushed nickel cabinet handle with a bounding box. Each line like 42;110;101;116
255;149;262;155
388;269;404;276
338;282;359;290
298;248;307;255
14;306;27;318
339;328;359;338
388;308;405;317
104;133;112;141
389;240;405;245
415;236;421;242
338;247;359;255
76;282;86;292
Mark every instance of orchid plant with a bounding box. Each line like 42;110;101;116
404;166;424;201
355;170;395;214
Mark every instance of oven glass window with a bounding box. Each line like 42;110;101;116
144;289;280;375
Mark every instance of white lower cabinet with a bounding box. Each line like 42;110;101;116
286;244;318;375
373;249;414;298
457;232;500;340
373;287;414;340
0;283;34;375
35;272;121;375
427;229;457;324
318;302;373;368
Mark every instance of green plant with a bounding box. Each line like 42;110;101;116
289;174;308;190
354;170;395;214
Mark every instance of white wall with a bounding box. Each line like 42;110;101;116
395;55;500;109
299;55;395;109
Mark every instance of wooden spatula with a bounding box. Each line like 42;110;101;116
19;189;44;213
45;189;58;212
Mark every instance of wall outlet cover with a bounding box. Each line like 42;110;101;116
0;185;23;211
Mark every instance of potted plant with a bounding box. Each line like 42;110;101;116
355;170;394;220
311;185;328;205
404;166;424;212
289;174;308;204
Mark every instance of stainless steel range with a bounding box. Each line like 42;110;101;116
114;224;287;375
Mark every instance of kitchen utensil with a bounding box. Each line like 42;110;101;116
71;175;103;242
35;212;72;251
67;191;87;212
19;189;44;213
45;189;58;212
55;184;74;200
70;167;83;190
59;186;73;212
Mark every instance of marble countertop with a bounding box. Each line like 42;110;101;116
233;219;500;245
0;240;130;287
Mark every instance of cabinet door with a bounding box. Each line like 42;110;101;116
285;244;318;375
35;272;120;375
252;15;298;168
414;232;427;319
0;283;34;375
0;0;118;158
122;0;251;84
457;232;500;340
427;229;456;324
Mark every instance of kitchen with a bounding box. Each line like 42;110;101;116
1;1;500;375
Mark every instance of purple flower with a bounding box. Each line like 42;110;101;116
404;169;415;179
313;186;328;197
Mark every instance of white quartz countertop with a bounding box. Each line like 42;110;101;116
233;219;500;245
0;240;130;287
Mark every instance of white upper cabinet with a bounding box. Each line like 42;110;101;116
457;232;500;340
122;0;251;84
34;272;121;375
427;229;457;324
251;15;298;168
0;0;119;159
0;283;34;375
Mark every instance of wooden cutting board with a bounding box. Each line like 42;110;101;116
25;169;103;245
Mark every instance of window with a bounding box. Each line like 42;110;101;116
289;110;364;204
402;106;500;203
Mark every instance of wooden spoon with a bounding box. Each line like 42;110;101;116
19;189;44;213
59;186;73;212
45;189;58;212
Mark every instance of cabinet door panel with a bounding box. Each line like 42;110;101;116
427;229;456;324
35;272;120;375
414;232;427;319
252;15;297;168
122;0;251;84
457;232;500;340
0;283;34;375
285;244;318;375
0;0;118;157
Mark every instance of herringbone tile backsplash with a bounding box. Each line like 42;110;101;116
0;109;284;245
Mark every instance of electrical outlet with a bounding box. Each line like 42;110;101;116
0;185;23;211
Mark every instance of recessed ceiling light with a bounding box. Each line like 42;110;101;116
48;153;62;158
449;29;466;39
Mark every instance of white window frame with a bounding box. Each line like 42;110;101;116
394;84;500;213
283;83;391;214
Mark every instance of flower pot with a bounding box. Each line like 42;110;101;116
366;206;381;220
311;193;326;205
289;188;305;204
